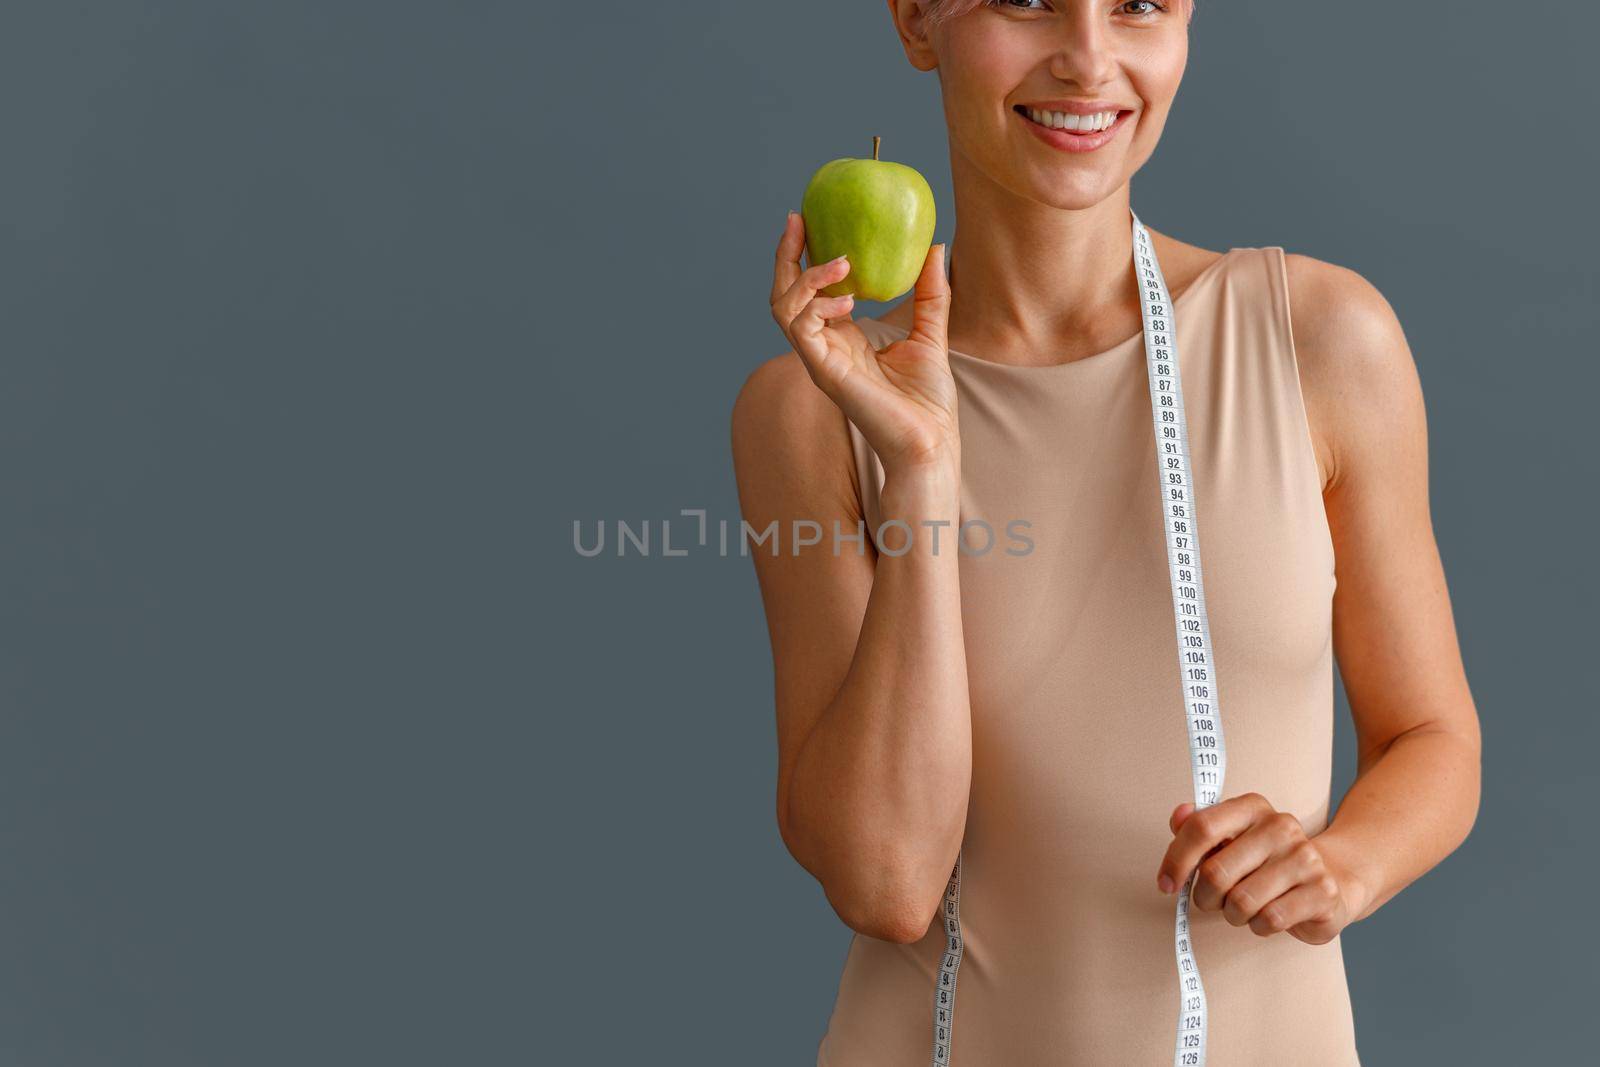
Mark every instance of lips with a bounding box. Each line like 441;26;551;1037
1013;104;1133;154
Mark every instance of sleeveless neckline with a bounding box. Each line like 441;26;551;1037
868;247;1241;373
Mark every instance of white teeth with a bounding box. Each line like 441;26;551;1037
1026;107;1119;133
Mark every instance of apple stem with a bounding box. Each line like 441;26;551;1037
873;136;880;161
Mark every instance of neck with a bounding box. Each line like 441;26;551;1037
943;154;1139;364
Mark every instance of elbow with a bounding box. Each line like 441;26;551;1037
835;891;939;945
1460;748;1483;847
777;793;949;944
882;905;945;945
1445;719;1484;850
826;860;945;945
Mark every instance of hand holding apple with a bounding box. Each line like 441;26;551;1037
768;210;958;478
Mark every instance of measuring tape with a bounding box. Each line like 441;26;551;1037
929;212;1228;1066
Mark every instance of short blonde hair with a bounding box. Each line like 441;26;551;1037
925;0;1195;25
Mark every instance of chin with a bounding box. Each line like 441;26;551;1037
1028;173;1126;211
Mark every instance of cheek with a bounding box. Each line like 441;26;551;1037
1129;37;1188;115
940;26;1036;124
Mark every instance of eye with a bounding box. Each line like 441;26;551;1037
1117;0;1169;14
987;0;1050;11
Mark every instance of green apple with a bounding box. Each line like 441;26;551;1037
801;136;936;302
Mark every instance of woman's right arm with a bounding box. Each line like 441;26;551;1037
729;216;971;944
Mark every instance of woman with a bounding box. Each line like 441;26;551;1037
731;1;1481;1063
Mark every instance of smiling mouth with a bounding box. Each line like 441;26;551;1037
1013;104;1130;133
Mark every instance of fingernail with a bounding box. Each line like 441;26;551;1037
832;254;849;266
1158;873;1175;894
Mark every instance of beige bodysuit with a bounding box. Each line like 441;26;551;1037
817;246;1361;1065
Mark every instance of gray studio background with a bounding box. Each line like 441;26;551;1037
2;1;1591;1063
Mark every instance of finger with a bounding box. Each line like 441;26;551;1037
770;211;806;306
787;293;858;397
1191;810;1306;913
905;243;950;352
1249;876;1343;943
1189;818;1291;913
821;297;858;327
1156;792;1273;895
790;293;856;363
1223;840;1323;928
1168;802;1196;833
793;293;857;344
772;255;852;331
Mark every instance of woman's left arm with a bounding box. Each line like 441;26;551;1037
1289;254;1483;922
1155;254;1482;943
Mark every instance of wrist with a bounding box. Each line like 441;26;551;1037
880;463;960;520
875;463;961;561
1313;826;1379;923
882;453;960;499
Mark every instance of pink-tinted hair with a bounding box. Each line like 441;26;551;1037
925;0;1195;25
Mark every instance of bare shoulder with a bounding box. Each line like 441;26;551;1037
731;350;843;469
731;350;863;521
1146;229;1228;297
1280;253;1425;494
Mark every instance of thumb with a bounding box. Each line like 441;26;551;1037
1169;802;1196;833
907;243;950;353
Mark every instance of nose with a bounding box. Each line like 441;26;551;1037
1046;9;1118;90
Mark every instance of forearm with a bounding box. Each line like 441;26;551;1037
1312;723;1482;923
785;467;971;939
